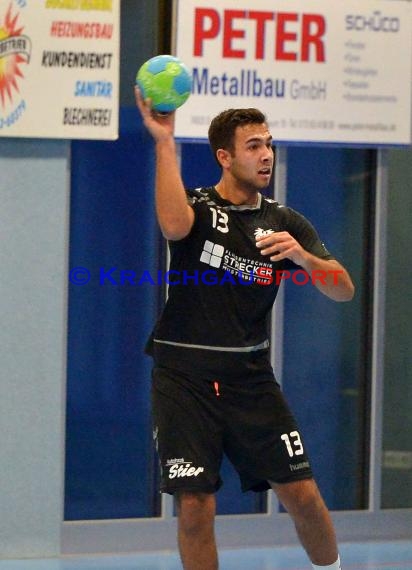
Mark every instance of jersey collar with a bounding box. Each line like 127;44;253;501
210;187;263;211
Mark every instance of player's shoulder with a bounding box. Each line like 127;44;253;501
261;198;314;231
262;195;282;207
261;196;290;216
186;186;219;206
262;198;306;218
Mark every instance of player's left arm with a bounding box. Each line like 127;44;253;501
256;231;355;302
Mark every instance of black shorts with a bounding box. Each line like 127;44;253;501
151;349;313;495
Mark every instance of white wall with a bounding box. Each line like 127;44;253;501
0;139;70;557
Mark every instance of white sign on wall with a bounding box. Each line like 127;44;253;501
175;0;412;146
0;0;119;140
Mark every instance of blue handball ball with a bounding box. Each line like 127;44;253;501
136;54;192;113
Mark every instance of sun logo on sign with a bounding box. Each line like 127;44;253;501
0;4;31;108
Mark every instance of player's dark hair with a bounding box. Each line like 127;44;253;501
208;108;267;166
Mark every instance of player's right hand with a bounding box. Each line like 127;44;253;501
135;86;175;142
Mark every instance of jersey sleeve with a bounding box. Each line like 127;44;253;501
283;207;335;261
184;187;208;216
176;187;209;238
186;187;206;206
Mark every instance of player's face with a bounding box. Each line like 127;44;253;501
229;123;274;190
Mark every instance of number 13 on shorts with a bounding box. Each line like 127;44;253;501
281;431;304;457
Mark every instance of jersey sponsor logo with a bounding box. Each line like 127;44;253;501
200;240;224;268
254;227;275;238
200;240;273;285
166;458;205;479
255;266;273;285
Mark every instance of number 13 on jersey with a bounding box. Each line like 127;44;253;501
281;431;304;457
209;207;229;234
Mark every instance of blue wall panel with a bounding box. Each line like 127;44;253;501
283;147;366;510
65;108;162;519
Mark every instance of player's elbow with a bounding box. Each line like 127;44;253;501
160;219;192;241
343;281;355;301
158;207;194;241
334;281;355;302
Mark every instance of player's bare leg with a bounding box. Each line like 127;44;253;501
271;479;341;568
175;491;218;570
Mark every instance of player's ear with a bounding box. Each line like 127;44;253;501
216;148;231;169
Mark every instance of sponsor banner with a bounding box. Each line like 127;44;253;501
174;0;412;145
0;0;119;140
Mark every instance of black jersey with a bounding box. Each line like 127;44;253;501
148;186;333;359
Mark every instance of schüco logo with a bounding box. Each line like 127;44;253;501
345;11;400;33
0;2;31;130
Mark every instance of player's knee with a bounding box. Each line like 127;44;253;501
176;490;213;510
273;479;326;518
296;488;325;519
176;491;215;534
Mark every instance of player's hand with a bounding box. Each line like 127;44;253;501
134;86;175;142
256;231;309;266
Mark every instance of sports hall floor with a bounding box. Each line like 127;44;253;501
1;540;411;570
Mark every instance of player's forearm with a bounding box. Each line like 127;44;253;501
155;136;194;240
300;256;355;302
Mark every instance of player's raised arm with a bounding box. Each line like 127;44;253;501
134;87;194;241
